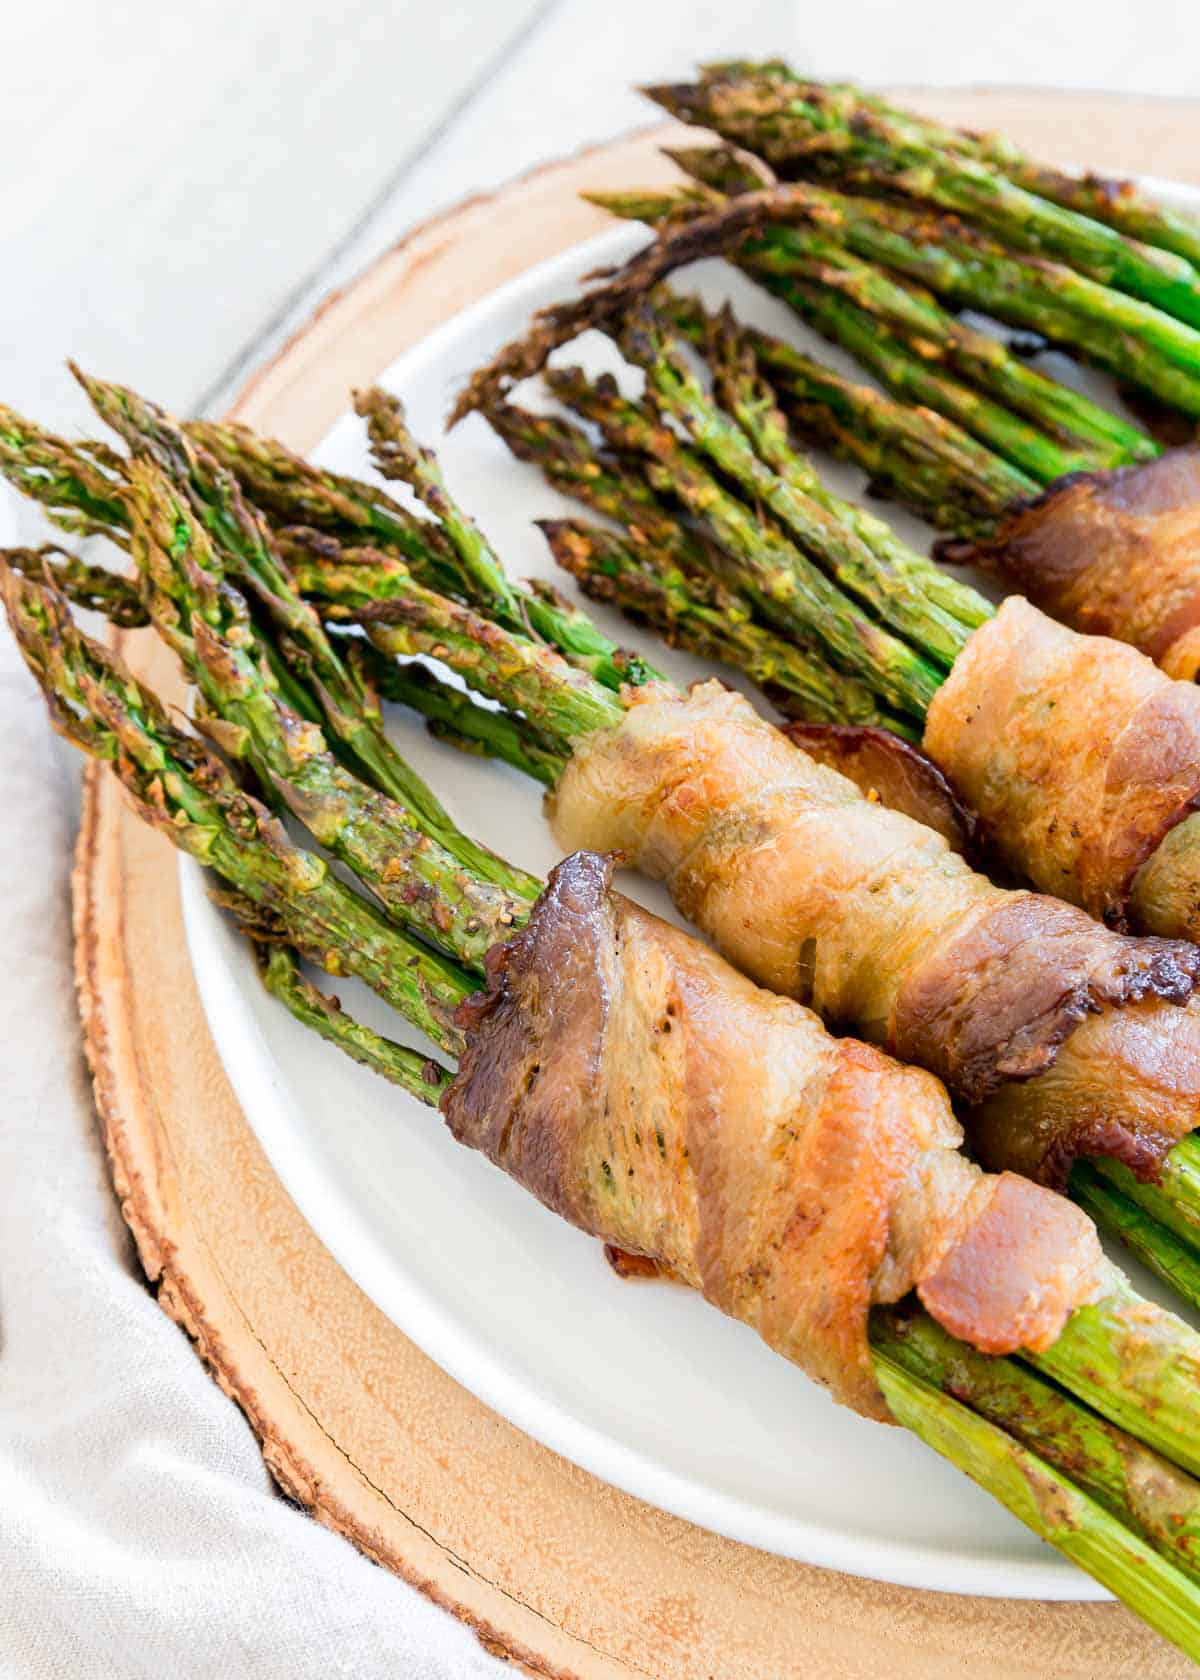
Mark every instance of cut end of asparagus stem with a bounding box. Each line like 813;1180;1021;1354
875;1350;1200;1661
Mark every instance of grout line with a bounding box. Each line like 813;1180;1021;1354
194;0;569;416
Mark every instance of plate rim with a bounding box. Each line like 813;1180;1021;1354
180;172;1200;1600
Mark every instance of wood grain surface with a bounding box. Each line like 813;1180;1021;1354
74;101;1200;1679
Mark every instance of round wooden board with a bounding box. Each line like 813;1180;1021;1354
74;96;1200;1680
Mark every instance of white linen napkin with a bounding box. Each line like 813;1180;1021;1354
0;498;509;1677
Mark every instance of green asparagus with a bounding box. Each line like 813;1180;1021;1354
644;75;1200;328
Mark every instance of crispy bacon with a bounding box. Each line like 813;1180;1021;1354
781;721;975;854
549;682;1200;1185
935;449;1200;676
443;852;1103;1418
925;596;1200;929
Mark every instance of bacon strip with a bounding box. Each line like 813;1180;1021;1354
443;851;1103;1419
925;596;1200;929
936;449;1200;676
781;721;975;854
548;682;1200;1184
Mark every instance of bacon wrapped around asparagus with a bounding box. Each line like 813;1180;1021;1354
447;849;1100;1418
430;259;1200;961
0;560;1109;1422
15;397;1200;1650
549;680;1200;1189
582;68;1200;681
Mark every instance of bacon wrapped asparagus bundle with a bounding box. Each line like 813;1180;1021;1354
14;559;1200;1653
15;379;1200;1295
434;245;1200;955
584;97;1200;680
301;391;1200;1286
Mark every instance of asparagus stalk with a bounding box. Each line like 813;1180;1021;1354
0;405;130;546
591;178;1157;469
874;1357;1200;1658
543;364;941;720
539;517;916;737
490;305;991;544
742;193;1200;418
358;652;569;787
356;582;627;746
454;181;1200;422
673;295;993;631
678;284;1042;549
1;565;471;1049
763;274;1114;482
645;77;1200;329
1032;1270;1200;1480
664;137;1182;460
185;417;466;590
33;378;528;901
354;386;661;690
120;452;535;963
192;405;661;692
257;942;454;1104
1;544;147;627
620;298;982;669
693;62;1200;270
1072;1163;1200;1316
75;375;504;874
473;402;711;575
338;397;911;734
873;1301;1200;1581
728;319;1020;535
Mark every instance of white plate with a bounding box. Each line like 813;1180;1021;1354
181;174;1200;1599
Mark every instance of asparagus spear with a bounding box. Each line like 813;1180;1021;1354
668;295;993;631
662;285;1029;538
692;62;1200;270
185;417;466;589
0;405;130;546
543;364;941;720
644;77;1200;329
592;175;1159;470
454;182;1200;421
355;386;660;690
1;545;147;627
33;377;528;901
74;374;511;880
191;405;660;692
120;452;535;963
873;1301;1200;1581
1072;1163;1200;1316
14;566;1200;1654
620;302;978;670
758;275;1114;482
1;565;471;1049
744;194;1200;418
662;142;773;197
357;650;569;786
539;517;916;737
356;582;627;746
257;942;454;1105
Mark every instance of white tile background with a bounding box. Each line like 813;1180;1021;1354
4;0;1197;439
